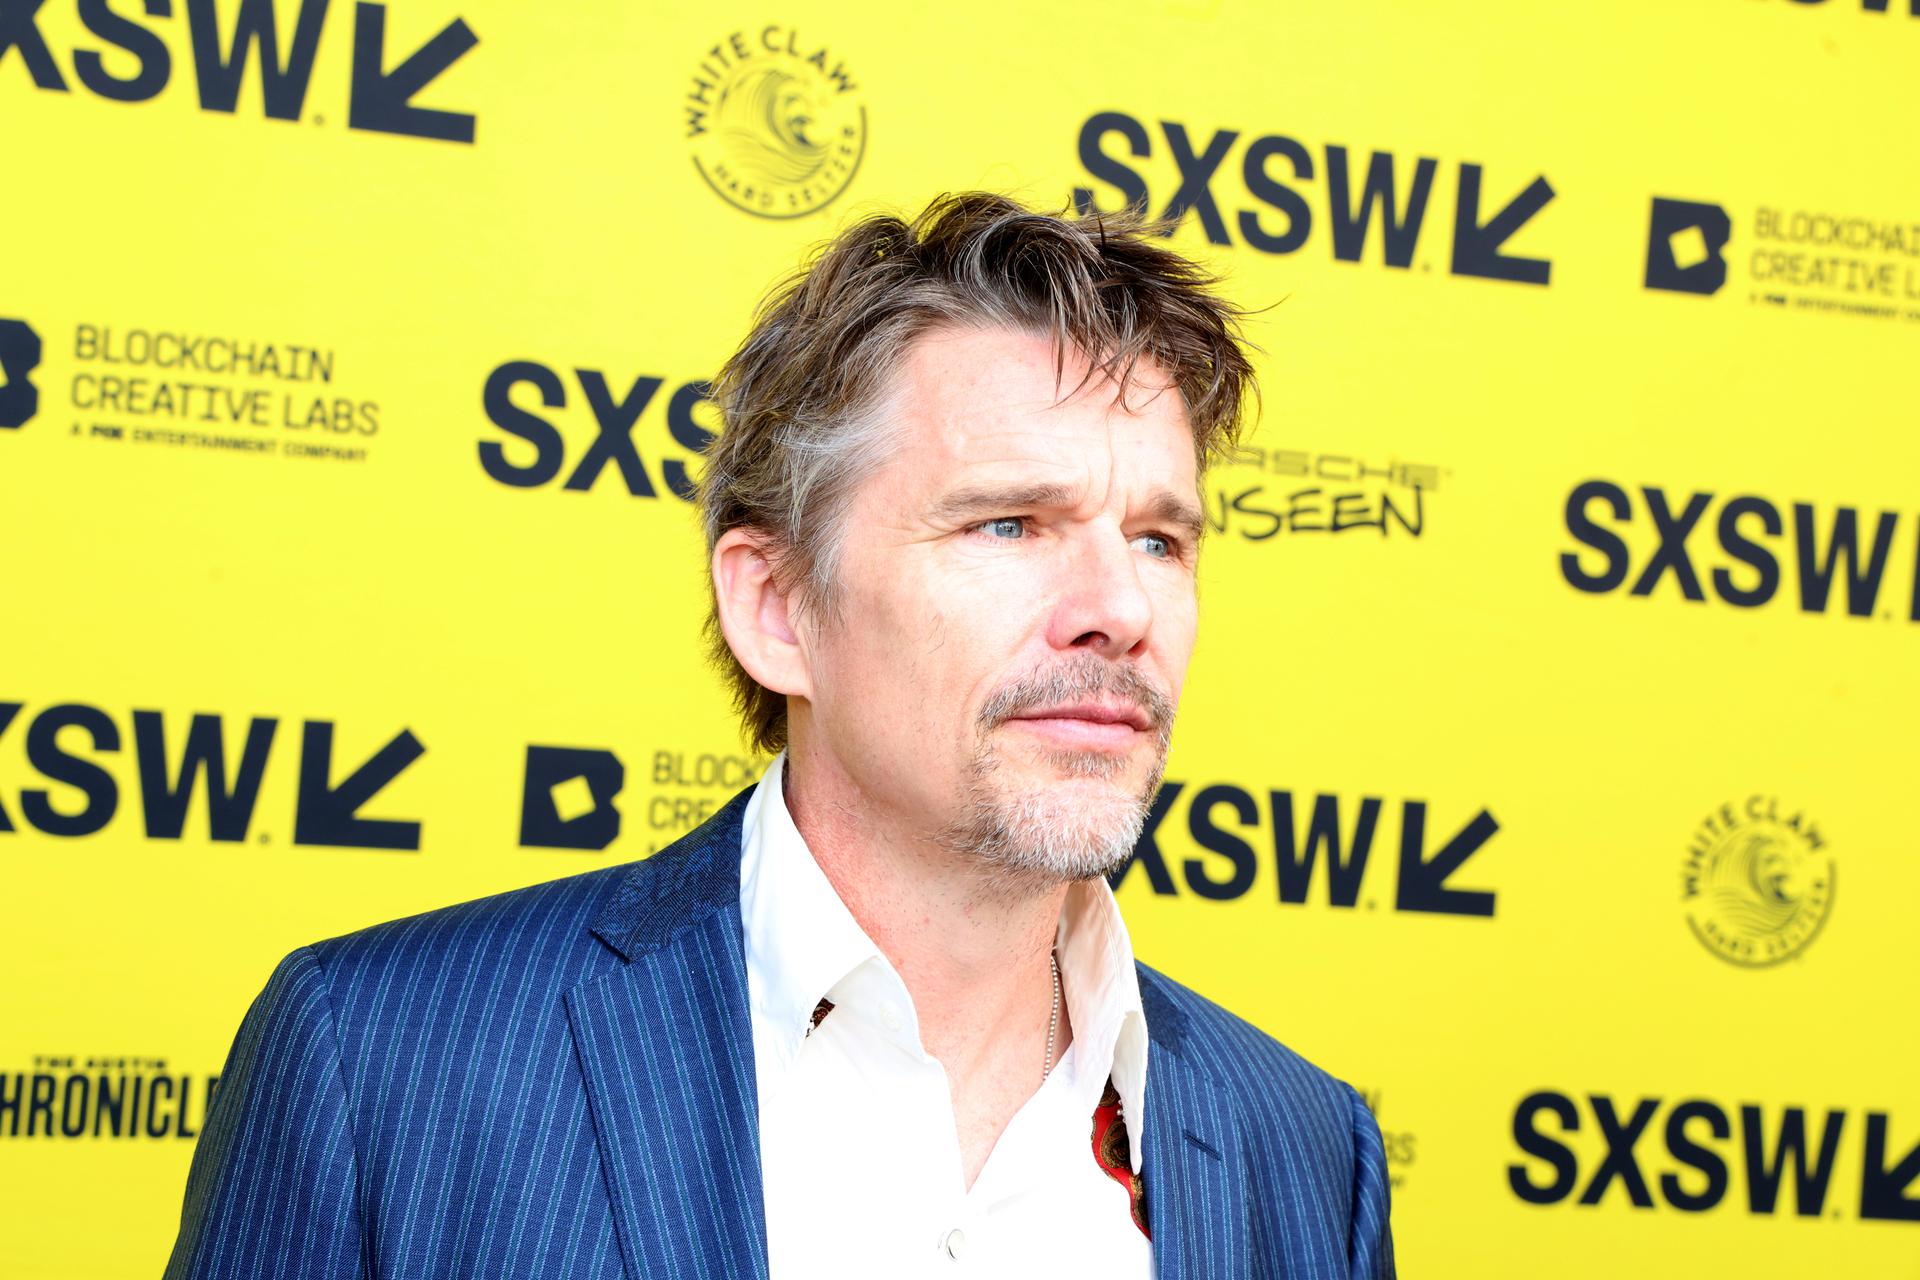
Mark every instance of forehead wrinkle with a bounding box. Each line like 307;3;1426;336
891;327;1194;528
922;415;1108;508
924;409;1197;534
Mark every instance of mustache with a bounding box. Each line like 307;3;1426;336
977;655;1175;733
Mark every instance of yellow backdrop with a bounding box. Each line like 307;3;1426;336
1;1;1914;1275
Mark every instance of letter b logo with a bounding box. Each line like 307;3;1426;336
520;746;624;850
1644;198;1731;296
0;318;41;429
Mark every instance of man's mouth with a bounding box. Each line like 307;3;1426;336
1012;700;1152;730
1004;700;1153;748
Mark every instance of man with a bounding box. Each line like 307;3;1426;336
166;194;1395;1278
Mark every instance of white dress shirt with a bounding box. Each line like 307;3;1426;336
738;751;1155;1277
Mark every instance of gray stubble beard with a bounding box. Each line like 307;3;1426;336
935;655;1176;898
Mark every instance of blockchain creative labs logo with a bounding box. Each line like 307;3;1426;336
520;745;625;851
1680;795;1834;968
518;744;765;853
45;319;386;463
1644;198;1732;296
0;318;42;430
1643;194;1920;322
683;26;867;219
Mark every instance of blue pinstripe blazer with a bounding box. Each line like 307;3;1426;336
165;786;1395;1278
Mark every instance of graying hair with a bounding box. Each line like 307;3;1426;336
699;191;1258;753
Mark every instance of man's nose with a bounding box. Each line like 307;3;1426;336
1045;526;1154;657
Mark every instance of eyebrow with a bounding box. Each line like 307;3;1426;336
928;483;1077;526
1141;490;1207;544
928;482;1206;543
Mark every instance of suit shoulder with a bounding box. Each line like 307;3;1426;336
1136;960;1359;1123
300;859;636;1002
287;786;754;1029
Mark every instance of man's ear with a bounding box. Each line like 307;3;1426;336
711;528;814;702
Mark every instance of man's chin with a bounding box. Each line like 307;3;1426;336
994;724;1151;783
943;729;1168;885
967;767;1159;875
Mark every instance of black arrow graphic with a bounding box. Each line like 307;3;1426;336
1395;802;1498;916
348;3;478;144
1451;165;1554;285
1861;1113;1920;1221
294;720;425;850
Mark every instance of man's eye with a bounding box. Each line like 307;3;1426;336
1132;532;1173;559
979;517;1026;540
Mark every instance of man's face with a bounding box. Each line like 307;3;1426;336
793;325;1202;888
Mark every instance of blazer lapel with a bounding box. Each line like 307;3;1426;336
564;789;769;1280
1139;973;1252;1280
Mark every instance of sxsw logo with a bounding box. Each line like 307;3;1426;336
0;0;478;143
1562;480;1920;622
1511;1091;1920;1222
1071;111;1555;285
478;362;716;498
1112;782;1498;917
0;701;424;849
1644;198;1731;296
0;318;40;429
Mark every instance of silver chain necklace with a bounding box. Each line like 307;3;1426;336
1041;948;1060;1084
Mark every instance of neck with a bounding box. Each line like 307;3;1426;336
779;738;1073;1084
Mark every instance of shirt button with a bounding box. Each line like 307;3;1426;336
880;1004;903;1033
940;1227;967;1259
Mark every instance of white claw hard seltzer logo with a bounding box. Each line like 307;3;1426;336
1681;795;1834;967
683;26;867;220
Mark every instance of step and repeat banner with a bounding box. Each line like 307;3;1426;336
1;0;1913;1275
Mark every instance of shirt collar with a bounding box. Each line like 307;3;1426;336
738;749;1151;1172
1055;871;1151;1174
738;751;886;1066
